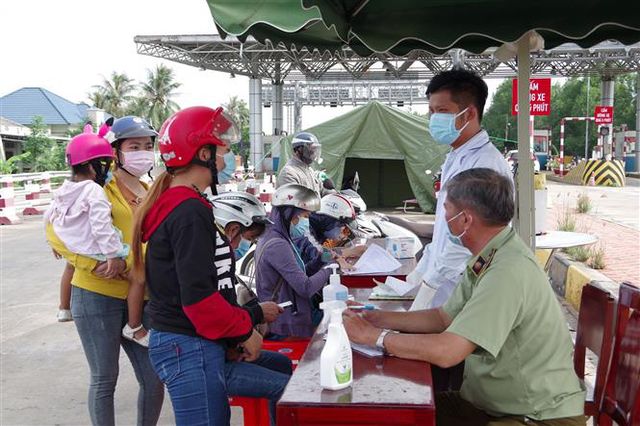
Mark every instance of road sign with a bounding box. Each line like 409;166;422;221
594;105;614;124
511;78;551;116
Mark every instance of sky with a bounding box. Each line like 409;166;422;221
1;0;503;130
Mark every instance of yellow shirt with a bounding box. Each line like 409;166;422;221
45;175;146;300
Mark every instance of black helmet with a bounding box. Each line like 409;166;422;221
106;116;158;146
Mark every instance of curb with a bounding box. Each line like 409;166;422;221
546;251;618;310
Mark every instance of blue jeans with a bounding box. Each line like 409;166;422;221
148;330;292;426
71;286;164;426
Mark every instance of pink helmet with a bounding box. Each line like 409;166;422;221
65;133;114;166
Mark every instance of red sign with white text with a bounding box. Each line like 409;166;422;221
594;106;614;124
511;78;551;116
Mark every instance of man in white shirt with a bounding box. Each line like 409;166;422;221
409;69;513;311
277;132;333;196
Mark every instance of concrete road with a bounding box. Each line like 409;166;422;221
0;217;244;425
546;178;640;231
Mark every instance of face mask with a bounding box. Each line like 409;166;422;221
290;216;310;239
234;238;252;259
104;170;113;186
429;107;469;145
90;159;112;187
121;150;155;177
446;210;467;246
217;151;236;184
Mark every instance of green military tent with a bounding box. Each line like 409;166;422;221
277;101;449;213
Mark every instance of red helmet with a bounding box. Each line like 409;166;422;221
158;106;240;168
65;133;114;166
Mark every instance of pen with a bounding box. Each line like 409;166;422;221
349;304;377;311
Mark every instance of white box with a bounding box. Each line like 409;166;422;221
386;237;414;259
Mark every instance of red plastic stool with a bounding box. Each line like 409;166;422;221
228;339;310;425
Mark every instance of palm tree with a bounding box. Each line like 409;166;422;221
223;96;250;159
137;64;181;129
91;72;136;117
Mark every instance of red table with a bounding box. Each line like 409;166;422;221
340;239;417;288
276;289;435;425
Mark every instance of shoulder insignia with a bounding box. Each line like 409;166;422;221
472;249;497;277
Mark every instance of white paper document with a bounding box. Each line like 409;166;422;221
351;343;384;358
344;244;402;275
371;276;420;298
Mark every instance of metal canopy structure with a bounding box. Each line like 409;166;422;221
134;34;640;82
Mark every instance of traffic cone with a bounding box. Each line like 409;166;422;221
588;172;596;186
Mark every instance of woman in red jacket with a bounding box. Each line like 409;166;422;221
131;106;290;426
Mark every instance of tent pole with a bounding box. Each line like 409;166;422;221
517;36;535;250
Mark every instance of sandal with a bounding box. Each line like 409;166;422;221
122;324;149;347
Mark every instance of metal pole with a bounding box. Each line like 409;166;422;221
249;77;263;172
293;82;302;133
560;119;565;174
517;37;535;251
636;72;640;173
273;82;283;136
585;76;590;159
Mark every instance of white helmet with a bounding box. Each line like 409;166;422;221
211;192;272;228
319;193;356;224
291;131;321;165
272;183;321;212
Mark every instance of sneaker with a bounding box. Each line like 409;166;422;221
57;309;73;322
122;324;149;347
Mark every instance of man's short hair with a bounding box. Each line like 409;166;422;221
426;68;489;121
445;168;514;226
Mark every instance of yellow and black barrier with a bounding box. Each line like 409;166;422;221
581;159;625;187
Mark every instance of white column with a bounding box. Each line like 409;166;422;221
249;77;263;172
601;76;615;158
293;82;302;133
516;36;535;250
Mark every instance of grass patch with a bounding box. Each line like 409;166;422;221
565;246;590;262
576;193;592;214
557;207;577;232
589;245;606;270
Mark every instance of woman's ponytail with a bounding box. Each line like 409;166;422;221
131;171;172;283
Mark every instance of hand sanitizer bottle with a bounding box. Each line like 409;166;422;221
320;308;353;390
323;265;348;302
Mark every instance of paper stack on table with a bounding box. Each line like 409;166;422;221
370;276;420;300
343;244;402;275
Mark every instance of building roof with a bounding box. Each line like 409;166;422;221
0;87;89;126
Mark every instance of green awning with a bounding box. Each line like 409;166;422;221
208;0;640;56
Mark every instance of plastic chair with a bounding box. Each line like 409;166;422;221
229;339;310;426
600;282;640;426
573;284;615;424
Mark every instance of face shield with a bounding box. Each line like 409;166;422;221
301;142;322;165
211;111;241;146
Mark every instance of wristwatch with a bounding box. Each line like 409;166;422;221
375;329;395;354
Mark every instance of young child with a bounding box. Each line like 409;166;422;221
45;126;148;346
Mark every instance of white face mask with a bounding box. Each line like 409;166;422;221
121;151;155;177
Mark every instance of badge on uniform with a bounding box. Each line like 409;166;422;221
472;249;497;276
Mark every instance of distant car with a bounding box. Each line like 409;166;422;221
505;150;541;173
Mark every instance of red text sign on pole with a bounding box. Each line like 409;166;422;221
594;106;614;124
511;78;551;116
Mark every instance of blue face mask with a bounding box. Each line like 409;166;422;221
217;151;236;184
429;107;469;145
446;210;467;247
234;238;252;259
290;216;310;239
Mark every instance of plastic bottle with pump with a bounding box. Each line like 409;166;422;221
323;264;348;302
320;308;353;390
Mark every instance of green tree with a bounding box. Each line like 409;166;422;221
223;96;250;159
23;116;57;171
90;72;136;117
0;153;30;174
134;64;181;129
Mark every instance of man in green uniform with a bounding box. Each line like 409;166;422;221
344;168;585;425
